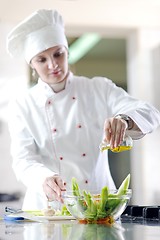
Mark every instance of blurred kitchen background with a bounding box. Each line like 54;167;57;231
0;0;160;206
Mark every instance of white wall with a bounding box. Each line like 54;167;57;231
0;120;26;193
0;22;28;194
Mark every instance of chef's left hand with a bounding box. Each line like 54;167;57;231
42;175;66;203
103;117;128;149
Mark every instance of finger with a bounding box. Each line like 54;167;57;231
113;124;124;148
48;176;66;202
44;183;56;202
43;177;61;201
49;181;62;201
54;178;66;203
55;177;66;192
109;119;117;148
120;119;128;141
104;120;112;143
114;119;128;148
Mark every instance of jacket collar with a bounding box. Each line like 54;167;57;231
34;71;73;106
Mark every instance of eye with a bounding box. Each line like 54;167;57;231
37;57;46;63
54;50;64;58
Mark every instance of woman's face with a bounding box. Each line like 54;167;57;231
31;45;69;84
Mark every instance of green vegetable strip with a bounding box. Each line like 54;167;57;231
100;186;108;211
83;191;97;220
72;177;81;196
61;205;71;216
72;178;87;211
83;191;91;207
107;174;130;199
117;174;130;196
105;174;130;214
97;186;109;219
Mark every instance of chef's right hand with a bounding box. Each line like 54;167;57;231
103;117;128;149
42;175;66;203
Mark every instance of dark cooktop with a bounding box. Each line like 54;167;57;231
121;205;160;223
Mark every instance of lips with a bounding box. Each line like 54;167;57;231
50;69;61;75
54;70;60;74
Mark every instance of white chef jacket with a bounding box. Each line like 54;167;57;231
8;72;160;210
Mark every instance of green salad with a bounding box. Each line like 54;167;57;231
62;174;131;224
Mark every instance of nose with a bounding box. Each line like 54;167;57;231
48;58;58;70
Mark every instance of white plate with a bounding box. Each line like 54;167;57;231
4;214;76;222
37;215;76;221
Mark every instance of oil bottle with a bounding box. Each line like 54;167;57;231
99;135;133;153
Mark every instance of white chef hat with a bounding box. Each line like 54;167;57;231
6;9;68;63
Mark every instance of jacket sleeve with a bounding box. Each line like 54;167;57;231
8;97;58;190
100;78;160;139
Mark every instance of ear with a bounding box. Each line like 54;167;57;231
30;60;35;69
30;63;34;69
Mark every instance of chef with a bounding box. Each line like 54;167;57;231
6;9;160;210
